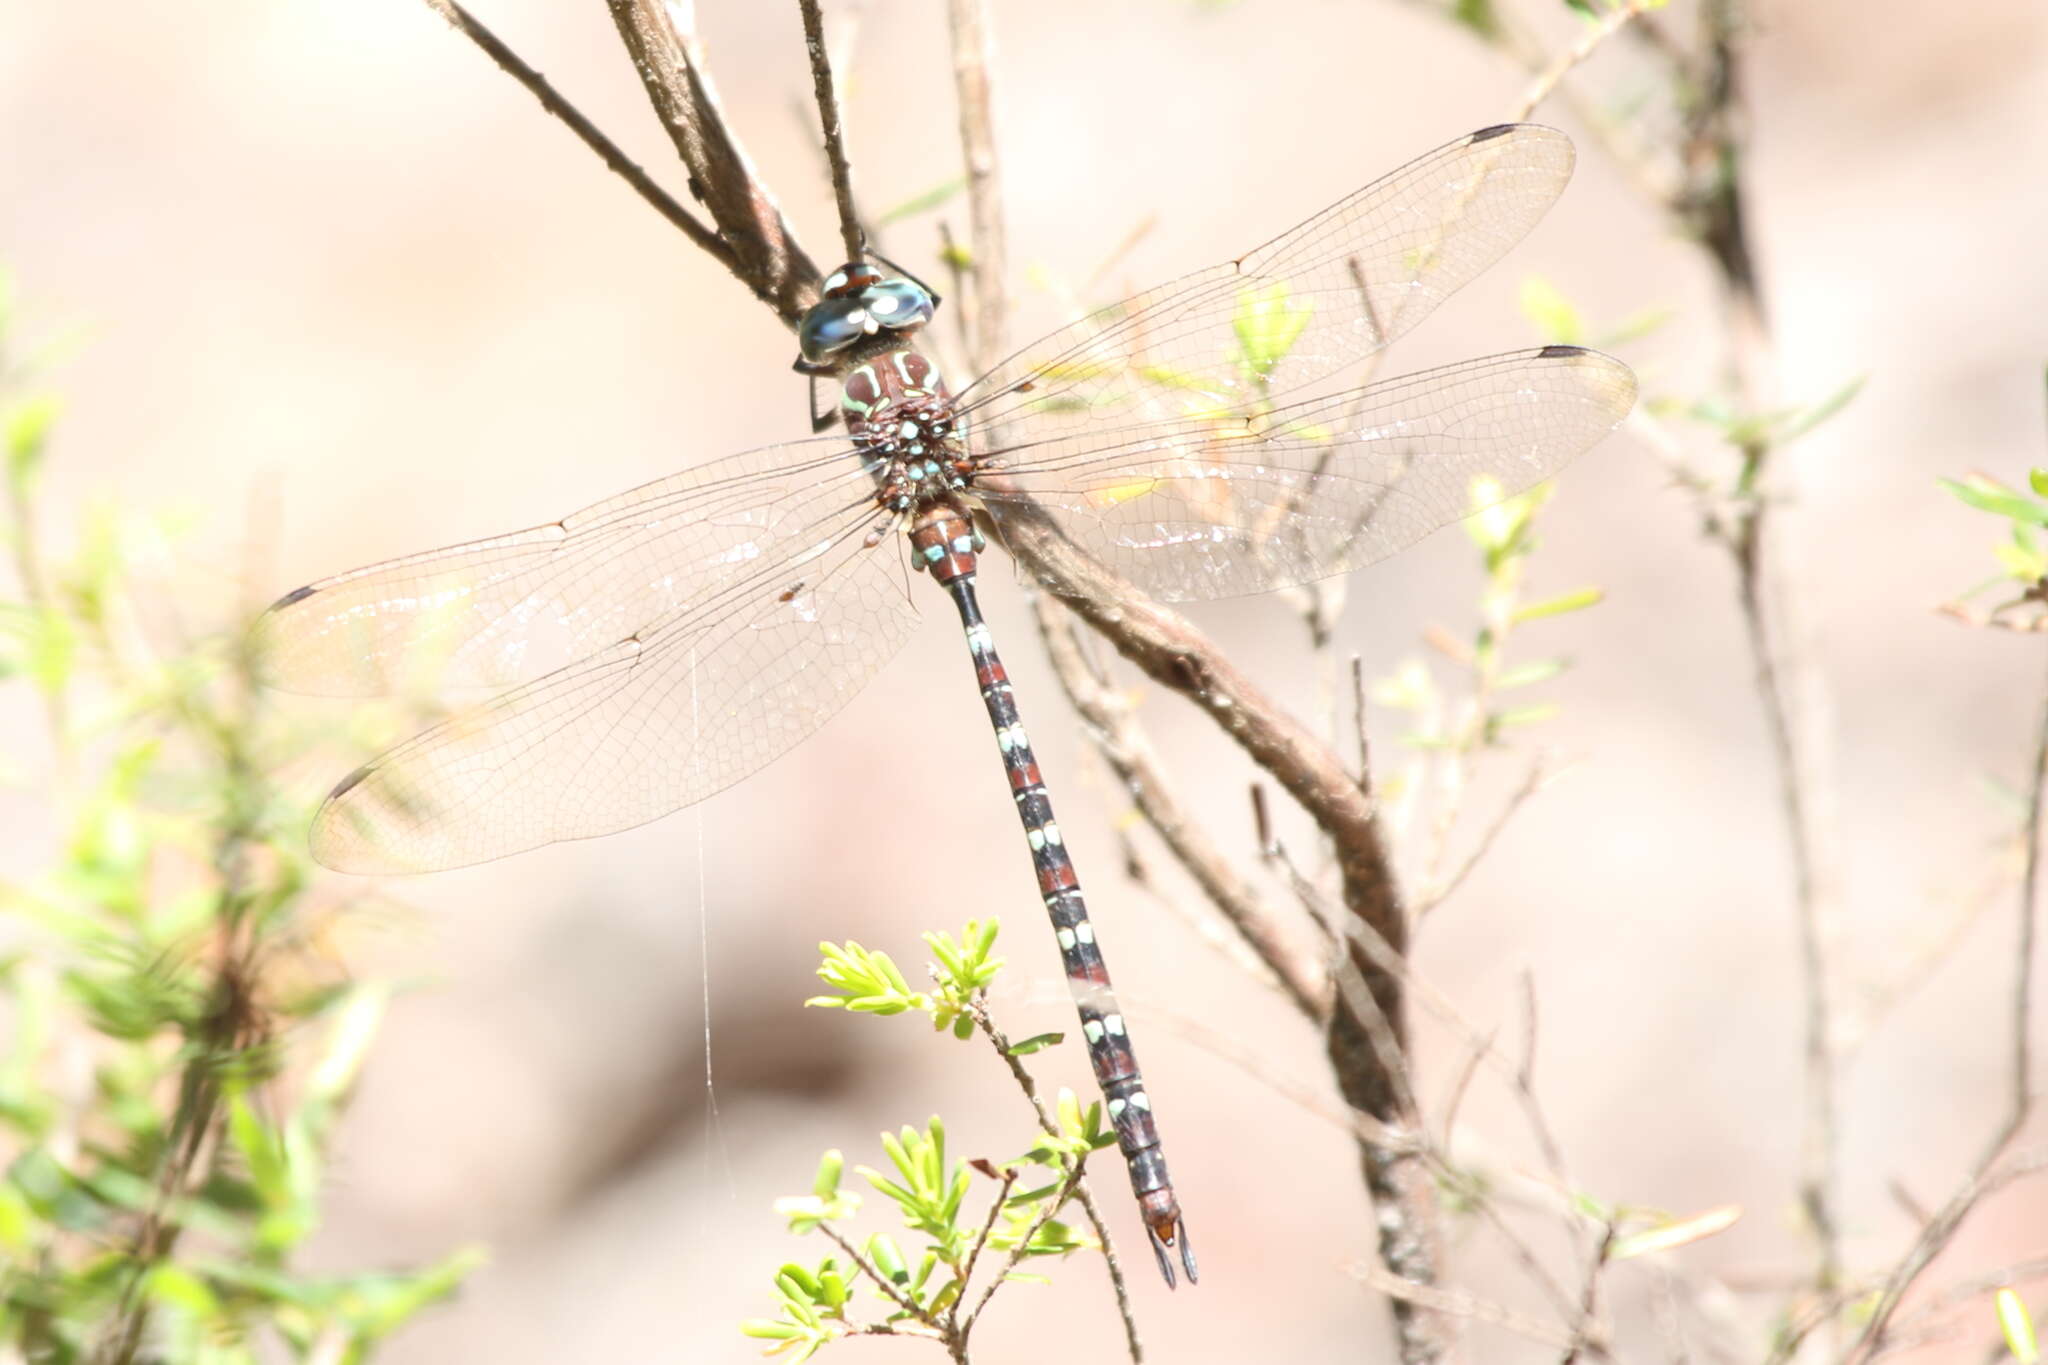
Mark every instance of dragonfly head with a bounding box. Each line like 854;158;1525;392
796;263;937;370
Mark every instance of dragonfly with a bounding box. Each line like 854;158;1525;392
256;123;1636;1288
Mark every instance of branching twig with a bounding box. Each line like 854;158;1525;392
1508;0;1654;121
602;0;821;325
1353;1259;1578;1351
417;0;736;274
1556;1222;1618;1364
1033;600;1328;1020
969;1004;1141;1363
1843;655;2048;1360
1415;756;1556;916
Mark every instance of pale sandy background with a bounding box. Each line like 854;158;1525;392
5;1;2048;1361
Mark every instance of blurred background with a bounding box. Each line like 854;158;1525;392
4;0;2047;1360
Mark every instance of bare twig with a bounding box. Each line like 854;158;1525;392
1509;0;1654;121
796;0;863;263
1034;600;1328;1020
947;0;1007;372
1556;1222;1618;1364
961;1162;1090;1335
950;1164;1020;1321
818;1223;942;1329
993;505;1439;1355
416;0;736;274
603;0;821;325
1415;756;1556;916
1844;657;2048;1359
969;1004;1141;1363
1352;1260;1578;1351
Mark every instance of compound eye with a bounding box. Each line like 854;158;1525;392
863;280;935;331
797;296;872;364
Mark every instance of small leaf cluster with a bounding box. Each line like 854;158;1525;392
1941;465;2048;629
807;919;1003;1039
1375;476;1599;755
1;275;472;1362
746;927;1109;1358
745;1108;1102;1360
1933;369;2048;630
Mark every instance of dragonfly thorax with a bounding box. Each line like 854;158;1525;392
843;349;973;514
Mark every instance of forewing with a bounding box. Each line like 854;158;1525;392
978;346;1635;602
303;489;919;874
255;438;872;696
952;125;1575;442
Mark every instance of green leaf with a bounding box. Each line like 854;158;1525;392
1776;375;1865;445
1372;658;1437;711
773;1186;861;1234
306;983;388;1106
1608;1205;1740;1260
1998;1287;2039;1363
1993;537;2048;582
1511;587;1604;623
868;1233;910;1286
1941;476;2048;529
1518;276;1584;344
146;1264;222;1317
1494;658;1568;691
876;177;966;227
1232;282;1314;379
812;1149;844;1200
1594;306;1673;349
0;1181;33;1258
1452;0;1499;36
1004;1032;1064;1056
4;393;60;492
808;940;930;1016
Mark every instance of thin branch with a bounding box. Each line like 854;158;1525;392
796;0;863;263
2005;650;2046;1151
1033;599;1328;1020
961;1162;1090;1332
1556;1223;1618;1364
818;1223;941;1327
1509;0;1653;122
416;0;735;272
950;1164;1020;1319
947;0;1008;373
969;1004;1141;1362
603;0;820;325
1353;1259;1578;1351
1843;653;2048;1359
993;506;1431;1327
1415;755;1556;916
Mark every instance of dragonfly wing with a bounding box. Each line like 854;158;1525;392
304;499;919;874
978;346;1635;603
952;125;1576;443
255;438;875;696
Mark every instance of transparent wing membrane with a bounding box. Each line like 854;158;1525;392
255;438;872;696
257;451;918;873
953;125;1576;444
978;346;1636;602
260;124;1633;872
